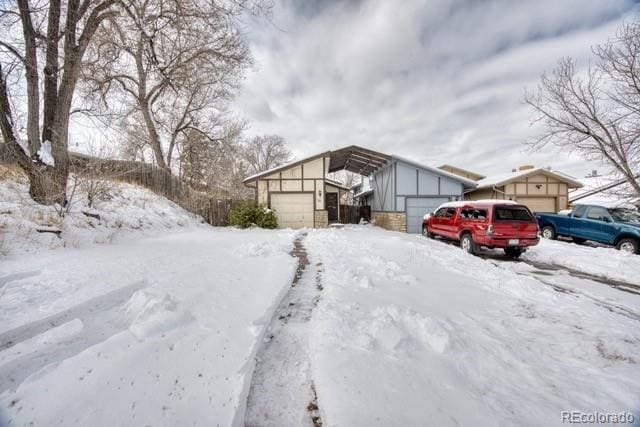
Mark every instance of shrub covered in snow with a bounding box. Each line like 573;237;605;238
229;202;278;229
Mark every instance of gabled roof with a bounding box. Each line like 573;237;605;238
474;168;583;190
243;151;330;184
392;155;478;188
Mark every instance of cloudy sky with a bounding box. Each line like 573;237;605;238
235;0;639;178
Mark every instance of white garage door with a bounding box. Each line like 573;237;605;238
405;197;449;234
517;197;556;213
270;193;314;229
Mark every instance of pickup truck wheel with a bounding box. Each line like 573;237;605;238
541;225;557;240
616;238;639;254
504;247;523;259
460;233;476;255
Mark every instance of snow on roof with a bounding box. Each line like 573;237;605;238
325;178;351;191
436;199;518;209
475;168;583;189
391;155;478;187
569;174;637;208
354;189;373;199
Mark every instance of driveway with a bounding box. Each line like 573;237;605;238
1;225;638;426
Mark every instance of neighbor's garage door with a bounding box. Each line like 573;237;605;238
406;197;449;234
517;197;556;213
270;193;314;229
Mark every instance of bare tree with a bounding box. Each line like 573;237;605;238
83;0;253;170
180;121;251;198
525;22;640;201
242;134;292;173
0;0;121;205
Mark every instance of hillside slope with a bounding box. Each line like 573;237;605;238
0;166;204;255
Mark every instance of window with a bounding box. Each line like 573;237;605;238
434;208;447;217
461;208;487;220
572;205;587;218
444;208;456;218
609;208;640;223
494;207;534;221
586;207;611;222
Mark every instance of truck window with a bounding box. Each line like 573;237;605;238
572;205;587;218
586;207;612;222
445;208;456;218
494;207;534;221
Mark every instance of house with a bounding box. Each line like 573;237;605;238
243;146;390;228
454;165;583;213
368;156;477;233
243;146;476;232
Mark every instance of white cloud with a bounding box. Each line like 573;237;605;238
235;0;638;178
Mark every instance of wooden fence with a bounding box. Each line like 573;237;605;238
0;144;243;226
340;205;371;224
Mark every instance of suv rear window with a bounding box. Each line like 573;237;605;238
493;207;534;221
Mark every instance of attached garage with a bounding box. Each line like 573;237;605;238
516;197;556;213
405;197;449;234
270;193;314;228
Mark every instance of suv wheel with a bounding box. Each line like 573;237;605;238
460;233;476;255
504;247;523;259
422;224;434;239
616;238;639;254
541;225;556;240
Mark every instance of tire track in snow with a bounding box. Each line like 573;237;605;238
244;234;323;427
0;280;146;392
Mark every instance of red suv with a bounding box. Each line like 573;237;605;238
422;201;540;258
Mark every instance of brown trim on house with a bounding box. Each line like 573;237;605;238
243;151;331;183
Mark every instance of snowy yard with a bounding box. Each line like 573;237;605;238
1;223;639;426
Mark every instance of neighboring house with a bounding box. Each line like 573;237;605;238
462;165;583;213
368;156;477;233
243;146;390;229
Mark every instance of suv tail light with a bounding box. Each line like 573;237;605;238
486;224;494;236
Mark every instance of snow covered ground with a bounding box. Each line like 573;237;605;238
305;226;639;426
1;209;639;426
0;228;298;426
0;165;203;255
521;238;640;285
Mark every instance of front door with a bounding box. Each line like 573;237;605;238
326;193;339;222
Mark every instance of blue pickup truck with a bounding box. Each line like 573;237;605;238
535;204;640;254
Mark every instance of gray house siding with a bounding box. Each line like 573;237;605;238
370;158;469;233
370;163;395;211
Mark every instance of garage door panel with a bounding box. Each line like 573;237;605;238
270;193;314;229
405;197;449;234
517;197;556;213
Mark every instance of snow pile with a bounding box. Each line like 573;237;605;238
0;228;297;425
522;239;640;284
0;166;203;255
305;226;639;426
37;140;55;166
